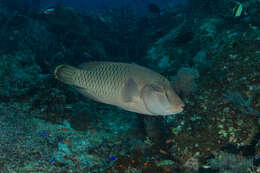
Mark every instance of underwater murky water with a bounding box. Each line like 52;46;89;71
0;0;259;172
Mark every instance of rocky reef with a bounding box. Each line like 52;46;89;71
0;0;259;172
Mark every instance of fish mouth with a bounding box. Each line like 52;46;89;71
168;104;184;114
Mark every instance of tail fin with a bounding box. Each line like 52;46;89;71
54;64;78;85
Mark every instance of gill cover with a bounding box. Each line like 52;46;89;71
141;84;171;115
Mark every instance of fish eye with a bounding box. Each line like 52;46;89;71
151;84;163;92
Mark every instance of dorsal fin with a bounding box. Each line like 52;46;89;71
78;62;102;70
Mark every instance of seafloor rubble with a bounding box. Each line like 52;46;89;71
0;0;259;172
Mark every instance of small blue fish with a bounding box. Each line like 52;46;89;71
50;157;55;163
109;156;116;161
42;133;48;137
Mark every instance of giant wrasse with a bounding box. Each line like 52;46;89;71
54;62;184;116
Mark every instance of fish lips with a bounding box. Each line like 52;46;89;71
167;104;184;114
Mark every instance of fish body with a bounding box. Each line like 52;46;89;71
83;52;94;58
43;8;56;15
233;1;243;17
54;62;184;116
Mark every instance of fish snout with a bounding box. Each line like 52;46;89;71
178;103;185;112
168;102;184;114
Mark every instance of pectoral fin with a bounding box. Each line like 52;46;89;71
121;78;138;102
78;62;100;70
